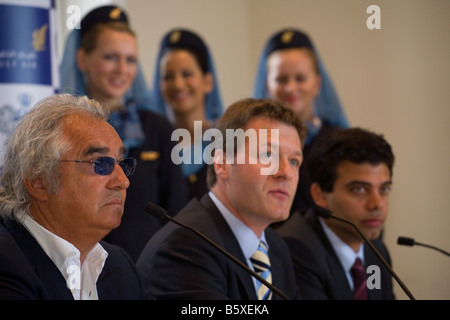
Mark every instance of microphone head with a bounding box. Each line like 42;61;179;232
145;202;168;220
314;205;333;219
397;236;415;246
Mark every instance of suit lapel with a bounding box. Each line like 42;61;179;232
97;258;124;299
265;230;290;300
326;253;354;299
200;194;257;300
306;211;354;299
4;219;73;300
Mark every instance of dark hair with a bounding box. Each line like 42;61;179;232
160;29;209;74
163;47;209;74
206;98;307;188
307;127;395;192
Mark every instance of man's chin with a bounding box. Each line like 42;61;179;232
364;227;383;241
105;210;124;230
272;208;291;223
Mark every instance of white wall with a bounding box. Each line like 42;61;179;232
57;0;450;300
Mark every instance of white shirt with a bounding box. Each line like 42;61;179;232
319;218;364;290
23;215;108;300
208;191;268;292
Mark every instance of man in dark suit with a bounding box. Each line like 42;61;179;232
0;94;144;299
277;127;396;300
137;98;306;300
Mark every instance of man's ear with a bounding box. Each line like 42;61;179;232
23;177;49;202
310;182;328;207
213;149;229;180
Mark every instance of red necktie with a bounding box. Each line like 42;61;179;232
351;258;368;300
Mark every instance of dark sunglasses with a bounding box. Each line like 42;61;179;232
60;157;137;177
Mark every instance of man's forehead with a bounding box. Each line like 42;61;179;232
62;113;125;156
336;161;391;180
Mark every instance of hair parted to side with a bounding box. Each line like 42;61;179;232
0;94;109;221
307;127;395;193
206;98;307;188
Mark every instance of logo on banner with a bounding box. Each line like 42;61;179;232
0;4;52;85
32;24;48;52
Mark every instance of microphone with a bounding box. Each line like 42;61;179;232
315;205;416;300
398;236;450;257
145;202;290;300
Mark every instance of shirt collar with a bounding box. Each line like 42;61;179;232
208;191;268;260
23;214;80;271
319;217;364;272
23;214;108;299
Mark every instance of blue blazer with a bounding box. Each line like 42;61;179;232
0;217;145;300
276;209;395;300
137;193;299;300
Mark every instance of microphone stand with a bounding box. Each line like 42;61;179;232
147;203;290;300
315;206;416;300
398;236;450;257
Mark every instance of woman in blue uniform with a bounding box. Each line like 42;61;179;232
149;28;224;201
60;5;187;261
253;28;349;212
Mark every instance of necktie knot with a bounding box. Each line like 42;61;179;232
250;241;272;300
351;258;368;300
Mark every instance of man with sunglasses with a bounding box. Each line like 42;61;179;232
0;94;144;299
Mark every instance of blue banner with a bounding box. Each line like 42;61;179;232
0;4;52;85
0;0;57;174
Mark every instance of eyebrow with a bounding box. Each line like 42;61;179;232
82;146;109;157
345;180;393;188
264;141;303;157
82;146;127;158
294;150;303;157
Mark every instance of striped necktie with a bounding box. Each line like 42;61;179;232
351;258;368;300
250;241;272;300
